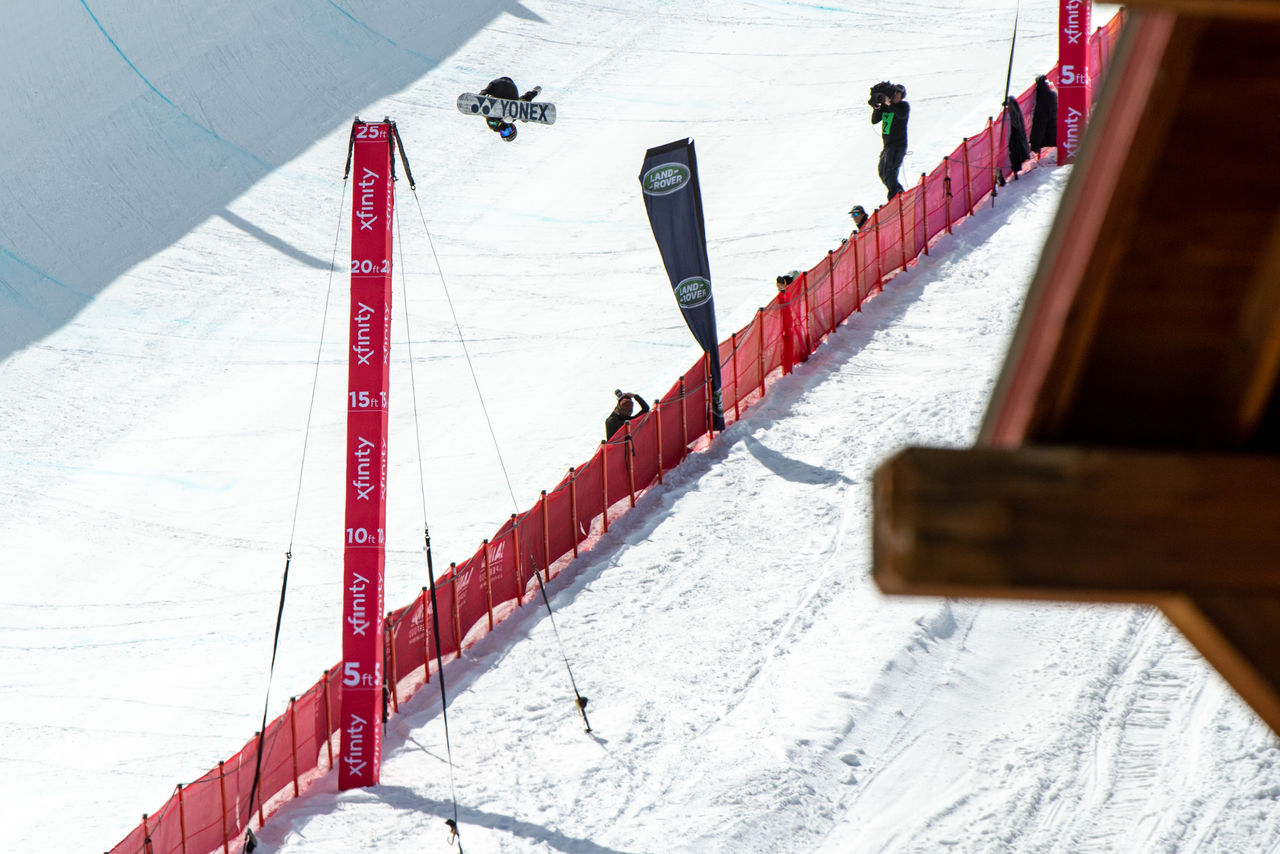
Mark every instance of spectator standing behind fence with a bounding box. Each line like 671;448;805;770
776;273;804;375
1029;74;1058;153
869;81;909;201
848;205;869;232
605;390;649;439
1004;95;1032;178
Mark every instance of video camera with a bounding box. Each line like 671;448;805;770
868;80;900;108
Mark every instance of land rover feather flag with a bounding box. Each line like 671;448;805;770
639;138;726;430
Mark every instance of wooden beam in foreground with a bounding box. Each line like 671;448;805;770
1218;214;1280;443
1162;594;1280;732
873;446;1280;600
1122;0;1280;20
874;446;1280;732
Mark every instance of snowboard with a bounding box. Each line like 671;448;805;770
457;93;556;126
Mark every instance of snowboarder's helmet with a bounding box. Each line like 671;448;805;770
499;123;517;141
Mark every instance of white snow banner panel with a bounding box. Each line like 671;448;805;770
340;120;393;791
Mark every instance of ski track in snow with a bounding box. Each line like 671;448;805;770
5;0;1280;851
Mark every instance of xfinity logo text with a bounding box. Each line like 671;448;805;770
356;167;380;231
1062;0;1085;45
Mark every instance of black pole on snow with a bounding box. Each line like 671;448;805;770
1003;1;1020;108
244;551;292;842
422;529;464;853
997;1;1021;189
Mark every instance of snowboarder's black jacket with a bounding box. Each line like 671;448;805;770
605;394;650;440
872;100;909;147
481;77;520;100
480;77;539;103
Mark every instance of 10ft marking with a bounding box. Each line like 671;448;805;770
346;527;385;545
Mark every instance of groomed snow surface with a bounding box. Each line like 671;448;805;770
3;1;1279;852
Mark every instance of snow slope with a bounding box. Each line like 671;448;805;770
259;165;1280;854
5;0;1277;851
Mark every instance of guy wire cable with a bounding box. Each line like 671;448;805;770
398;142;591;731
243;160;350;851
394;179;464;853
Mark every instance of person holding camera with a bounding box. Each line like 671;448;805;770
869;81;909;201
605;389;650;439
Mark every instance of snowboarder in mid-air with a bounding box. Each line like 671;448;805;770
457;77;556;136
479;77;541;141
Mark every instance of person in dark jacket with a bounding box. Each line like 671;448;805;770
1028;75;1058;152
848;204;869;232
871;83;909;201
605;390;650;439
478;76;541;141
1004;96;1032;178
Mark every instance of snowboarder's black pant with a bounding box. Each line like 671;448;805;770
879;142;906;200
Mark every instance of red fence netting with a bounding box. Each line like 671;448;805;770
108;13;1125;853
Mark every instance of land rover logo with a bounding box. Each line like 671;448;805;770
642;162;690;195
674;276;712;309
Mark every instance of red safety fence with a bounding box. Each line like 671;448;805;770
108;11;1124;853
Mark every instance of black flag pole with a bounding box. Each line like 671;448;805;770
997;0;1021;188
1003;0;1021;107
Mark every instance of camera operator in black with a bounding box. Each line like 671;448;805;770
870;82;909;201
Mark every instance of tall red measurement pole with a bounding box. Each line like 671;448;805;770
339;119;394;790
1057;0;1091;164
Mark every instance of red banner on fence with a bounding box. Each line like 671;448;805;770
1057;0;1092;163
340;120;394;790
